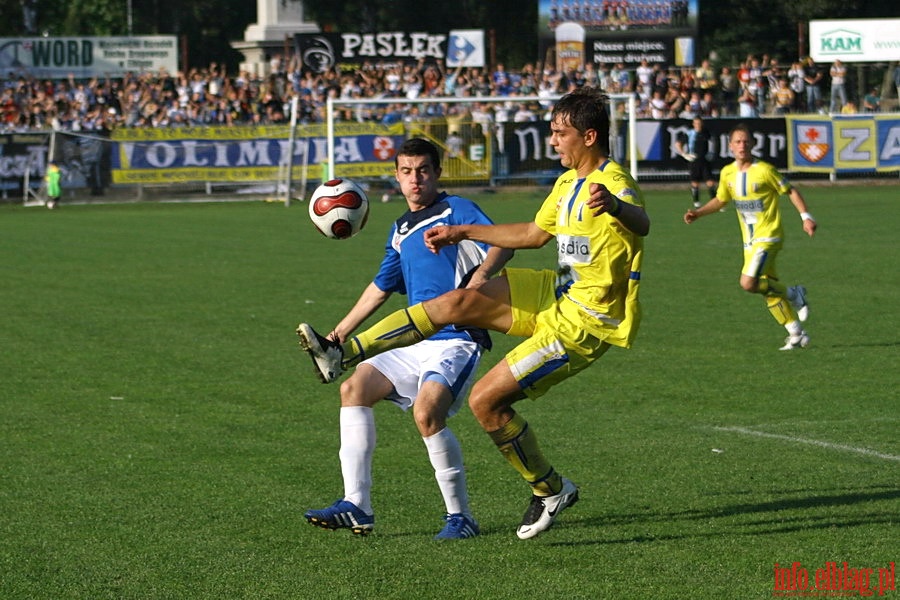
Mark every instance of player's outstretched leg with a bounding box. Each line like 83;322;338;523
516;477;580;540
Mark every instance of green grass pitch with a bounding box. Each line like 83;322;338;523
1;183;897;599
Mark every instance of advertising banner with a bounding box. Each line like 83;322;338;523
0;132;48;195
497;117;788;178
294;30;485;73
809;19;900;63
0;36;178;79
538;0;699;69
110;123;406;184
786;114;900;172
632;118;788;169
12;117;894;198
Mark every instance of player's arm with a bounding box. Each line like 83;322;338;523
329;282;391;343
587;183;650;236
466;246;516;289
684;197;726;223
787;187;817;237
425;221;552;253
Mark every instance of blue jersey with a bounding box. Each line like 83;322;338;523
373;192;493;349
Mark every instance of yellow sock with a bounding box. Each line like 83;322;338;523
489;413;561;496
761;277;797;326
342;303;437;368
767;295;798;326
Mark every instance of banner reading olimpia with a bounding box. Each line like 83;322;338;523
110;123;407;184
538;0;699;70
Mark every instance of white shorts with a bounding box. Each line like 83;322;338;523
364;338;483;416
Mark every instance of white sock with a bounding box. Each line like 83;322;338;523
423;427;470;517
785;320;803;337
339;406;375;515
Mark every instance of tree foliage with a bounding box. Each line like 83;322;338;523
698;0;889;64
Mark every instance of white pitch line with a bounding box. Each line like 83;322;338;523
712;426;900;463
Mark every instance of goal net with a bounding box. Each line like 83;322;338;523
318;93;638;191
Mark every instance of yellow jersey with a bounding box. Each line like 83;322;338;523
535;159;645;348
717;159;791;246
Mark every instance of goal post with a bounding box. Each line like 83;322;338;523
321;92;639;188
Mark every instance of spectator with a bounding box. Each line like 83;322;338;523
611;62;631;92
635;59;654;91
492;63;512;95
718;66;738;116
699;90;719;118
829;59;847;113
667;86;687;116
695;59;717;95
681;90;703;119
649;89;669;119
582;62;600;88
803;57;823;113
653;64;668;96
772;79;794;115
738;85;757;118
513;102;538;122
863;88;880;113
748;57;767;114
4;54;874;136
737;60;751;95
787;60;806;112
679;66;696;93
635;82;651;116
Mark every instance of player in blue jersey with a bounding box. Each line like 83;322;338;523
299;87;650;539
303;138;513;539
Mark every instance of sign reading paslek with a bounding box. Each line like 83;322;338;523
0;36;178;79
294;30;485;72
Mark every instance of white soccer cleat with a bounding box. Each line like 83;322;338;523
296;323;344;383
788;285;810;322
516;477;579;540
779;332;810;351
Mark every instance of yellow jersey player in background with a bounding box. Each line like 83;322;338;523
297;86;650;539
684;123;816;350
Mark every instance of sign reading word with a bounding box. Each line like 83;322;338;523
0;36;178;78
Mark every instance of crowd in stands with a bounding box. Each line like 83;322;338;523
0;52;892;134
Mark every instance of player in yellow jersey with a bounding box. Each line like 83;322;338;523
684;123;816;350
297;86;650;539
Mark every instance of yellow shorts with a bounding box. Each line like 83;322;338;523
503;268;611;399
742;240;782;280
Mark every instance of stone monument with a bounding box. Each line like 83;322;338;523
231;0;318;76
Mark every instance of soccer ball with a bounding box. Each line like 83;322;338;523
308;178;370;240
